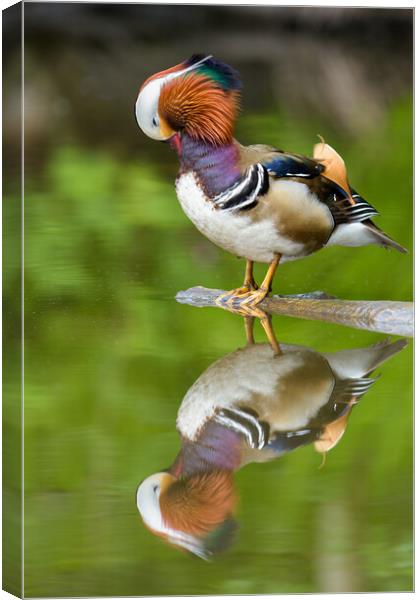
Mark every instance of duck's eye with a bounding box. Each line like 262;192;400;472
152;484;159;493
152;116;159;127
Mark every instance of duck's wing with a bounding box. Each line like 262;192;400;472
279;143;406;252
237;142;324;179
213;144;324;212
304;177;407;253
213;405;322;462
260;147;380;225
303;178;380;225
264;427;321;456
263;150;325;179
228;143;378;224
310;339;408;453
230;143;407;253
236;375;375;460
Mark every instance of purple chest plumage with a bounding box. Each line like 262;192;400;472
178;421;243;476
179;135;241;197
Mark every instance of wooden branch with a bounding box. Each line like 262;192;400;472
176;287;413;337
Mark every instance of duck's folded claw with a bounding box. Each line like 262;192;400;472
216;285;254;302
239;288;269;308
215;288;270;319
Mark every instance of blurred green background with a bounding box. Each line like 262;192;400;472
3;4;412;597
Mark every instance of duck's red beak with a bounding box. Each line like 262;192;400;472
168;451;184;477
169;132;182;156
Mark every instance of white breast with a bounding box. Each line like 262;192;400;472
175;172;304;263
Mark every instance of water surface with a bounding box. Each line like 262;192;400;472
13;100;412;596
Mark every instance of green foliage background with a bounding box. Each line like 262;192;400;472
5;98;412;595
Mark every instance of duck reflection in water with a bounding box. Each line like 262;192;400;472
136;319;406;560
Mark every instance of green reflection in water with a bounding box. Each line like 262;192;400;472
14;101;412;596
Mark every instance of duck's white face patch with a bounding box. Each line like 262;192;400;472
136;473;167;532
136;472;210;560
136;78;167;140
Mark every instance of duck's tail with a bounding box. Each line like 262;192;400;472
323;338;408;380
364;221;408;254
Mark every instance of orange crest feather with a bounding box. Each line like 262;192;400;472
314;404;355;454
159;74;239;145
313;141;355;203
160;470;236;536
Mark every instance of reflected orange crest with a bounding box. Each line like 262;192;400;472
160;470;236;536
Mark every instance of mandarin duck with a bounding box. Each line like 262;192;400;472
135;54;407;308
136;335;406;560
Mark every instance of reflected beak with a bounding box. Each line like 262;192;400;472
168;452;184;477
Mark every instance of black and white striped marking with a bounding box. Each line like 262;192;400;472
214;407;269;449
332;377;377;402
333;194;379;224
212;163;269;212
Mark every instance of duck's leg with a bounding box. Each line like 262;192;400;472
216;259;258;305
243;260;258;292
240;254;281;308
244;316;255;345
245;312;281;355
259;314;281;355
233;259;258;294
216;255;280;309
